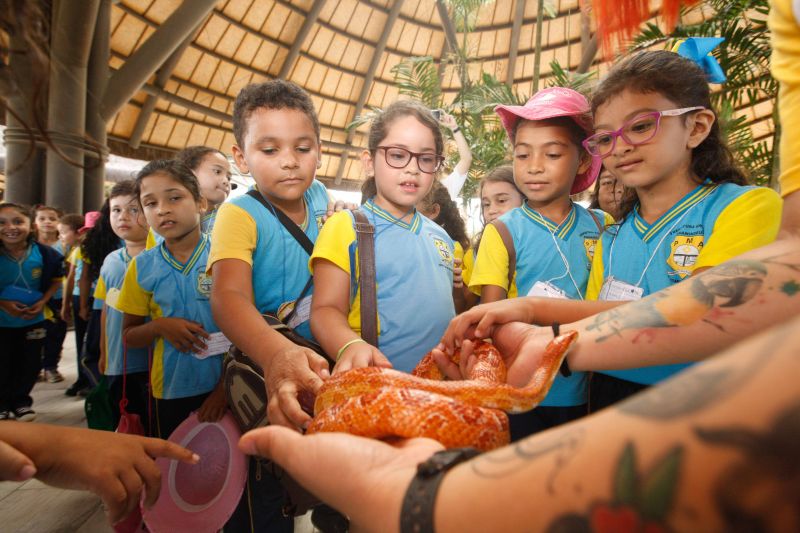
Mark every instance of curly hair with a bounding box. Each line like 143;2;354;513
81;181;136;281
419;181;469;249
591;50;747;219
232;80;320;149
0;202;36;250
360;100;445;202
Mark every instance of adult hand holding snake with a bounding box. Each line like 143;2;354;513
433;322;557;388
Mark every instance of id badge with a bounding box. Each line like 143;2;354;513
193;331;232;359
527;281;568;299
598;276;644;301
286;296;312;329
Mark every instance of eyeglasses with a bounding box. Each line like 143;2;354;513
582;106;705;157
376;146;445;174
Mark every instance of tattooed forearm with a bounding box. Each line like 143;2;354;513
694;400;800;532
471;428;585;493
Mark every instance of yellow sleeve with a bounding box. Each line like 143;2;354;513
462;246;475;286
116;259;151;317
93;275;106;301
453;241;464;262
585;237;606;301
66;247;79;265
309;211;357;274
145;228;158;250
468;224;517;297
770;0;800;197
603;212;616;226
207;203;258;273
694;188;783;270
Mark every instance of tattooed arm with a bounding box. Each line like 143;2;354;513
240;317;800;532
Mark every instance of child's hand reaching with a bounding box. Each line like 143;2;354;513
453;257;464;289
333;340;392;375
0;300;28;318
154;317;210;353
197;383;227;422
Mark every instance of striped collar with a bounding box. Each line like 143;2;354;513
121;246;132;266
362;199;421;234
521;203;578;240
159;233;208;274
633;183;717;242
201;208;217;224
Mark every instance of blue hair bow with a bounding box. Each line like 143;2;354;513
672;37;726;84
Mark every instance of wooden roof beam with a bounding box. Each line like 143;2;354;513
506;0;526;87
129;29;199;149
278;0;326;79
101;0;217;121
334;0;405;185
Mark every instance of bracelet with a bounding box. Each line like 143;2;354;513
553;322;572;377
400;447;481;533
336;338;366;361
452;127;460;134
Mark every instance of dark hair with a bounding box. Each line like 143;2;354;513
420;181;470;249
134;159;203;203
59;213;85;232
34;205;63;218
512;116;589;149
592;51;747;218
81;181;138;280
361;100;446;202
232;80;320;149
0;202;36;249
175;145;225;172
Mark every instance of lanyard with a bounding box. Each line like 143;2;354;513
607;200;702;287
543;226;584;300
3;245;34;289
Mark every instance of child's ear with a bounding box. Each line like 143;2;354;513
687;109;715;149
231;144;249;174
198;195;209;213
360;149;374;178
576;149;593;175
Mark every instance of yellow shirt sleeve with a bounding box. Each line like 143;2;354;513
462;246;474;286
468;224;517;298
145;228;158;250
207;203;258;273
603;212;616;226
66;247;79;265
694;187;783;270
770;0;800;197
585;237;606;301
309;211;357;274
93;275;106;302
116;259;151;317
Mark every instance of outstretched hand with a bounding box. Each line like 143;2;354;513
438;299;535;353
240;427;443;532
0;423;197;525
433;322;554;387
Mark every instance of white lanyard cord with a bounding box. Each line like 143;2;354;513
544;227;585;300
607;201;702;288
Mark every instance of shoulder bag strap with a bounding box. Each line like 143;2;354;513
352;211;378;347
492;220;516;293
588;208;604;234
247;189;314;255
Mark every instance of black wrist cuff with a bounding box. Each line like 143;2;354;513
452;127;460;133
400;447;481;533
553;322;571;377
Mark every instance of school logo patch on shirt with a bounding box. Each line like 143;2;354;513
583;238;598;266
667;234;704;280
31;267;42;279
196;272;212;299
431;237;453;266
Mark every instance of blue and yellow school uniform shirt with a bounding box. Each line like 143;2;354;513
94;248;149;376
201;207;219;234
586;182;782;385
117;234;221;399
50;241;67;301
0;244;51;327
469;203;608;407
67;247;85;297
208;180;329;340
310;200;457;373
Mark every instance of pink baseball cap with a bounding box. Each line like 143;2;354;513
78;211;102;234
494;87;602;194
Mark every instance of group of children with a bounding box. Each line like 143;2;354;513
0;45;783;530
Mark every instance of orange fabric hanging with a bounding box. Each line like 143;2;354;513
587;0;700;55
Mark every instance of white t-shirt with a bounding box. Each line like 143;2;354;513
441;169;468;200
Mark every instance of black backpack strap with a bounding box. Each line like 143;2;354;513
352;210;378;347
247;189;314;255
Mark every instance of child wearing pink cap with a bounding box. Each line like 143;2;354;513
468;87;612;438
